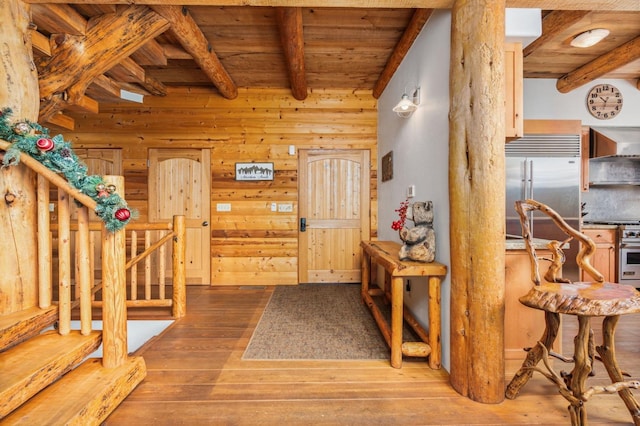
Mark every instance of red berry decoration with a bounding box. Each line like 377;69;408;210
36;138;55;152
115;208;131;221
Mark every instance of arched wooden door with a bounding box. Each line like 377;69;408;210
298;149;370;283
149;148;211;285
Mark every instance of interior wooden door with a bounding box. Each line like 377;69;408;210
71;149;123;278
298;149;370;283
149;149;211;285
74;148;123;219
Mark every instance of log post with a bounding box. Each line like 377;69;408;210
101;175;128;368
449;0;506;403
0;0;40;315
172;215;186;318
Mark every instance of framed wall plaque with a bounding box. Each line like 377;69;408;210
235;162;274;181
381;151;393;182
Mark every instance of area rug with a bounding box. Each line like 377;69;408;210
243;283;416;360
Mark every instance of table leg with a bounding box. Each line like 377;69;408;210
596;315;640;425
428;276;441;369
506;311;560;399
361;251;370;301
568;315;592;426
390;276;403;368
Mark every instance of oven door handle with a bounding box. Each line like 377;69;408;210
620;243;640;249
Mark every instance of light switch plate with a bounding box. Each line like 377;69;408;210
278;203;293;212
216;203;231;212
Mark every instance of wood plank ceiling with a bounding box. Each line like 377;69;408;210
26;3;640;130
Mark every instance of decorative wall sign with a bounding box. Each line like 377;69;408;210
235;162;274;181
381;151;393;182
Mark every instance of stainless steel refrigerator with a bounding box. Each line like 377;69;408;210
505;134;582;281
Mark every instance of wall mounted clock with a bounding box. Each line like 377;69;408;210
586;84;623;120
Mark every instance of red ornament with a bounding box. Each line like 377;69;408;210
36;138;55;152
114;208;131;221
97;190;110;198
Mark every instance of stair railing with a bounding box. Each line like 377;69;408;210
1;140;128;368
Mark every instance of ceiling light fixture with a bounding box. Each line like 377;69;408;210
392;87;420;118
570;28;610;48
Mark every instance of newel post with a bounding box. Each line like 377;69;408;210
172;215;186;318
101;175;128;368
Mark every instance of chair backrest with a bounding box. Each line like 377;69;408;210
514;199;604;286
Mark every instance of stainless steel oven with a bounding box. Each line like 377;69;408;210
619;225;640;287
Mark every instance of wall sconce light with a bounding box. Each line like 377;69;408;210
392;87;420;118
570;28;609;48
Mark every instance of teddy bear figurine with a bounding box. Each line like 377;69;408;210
398;201;436;263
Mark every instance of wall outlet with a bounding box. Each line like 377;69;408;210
216;203;231;212
278;203;293;212
407;185;416;198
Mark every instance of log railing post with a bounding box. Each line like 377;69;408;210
37;175;52;309
172;215;186;318
76;206;92;335
57;189;71;335
101;175;128;368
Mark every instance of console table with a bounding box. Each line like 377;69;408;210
360;241;447;369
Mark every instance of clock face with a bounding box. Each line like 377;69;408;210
586;84;623;120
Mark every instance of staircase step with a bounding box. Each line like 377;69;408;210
2;356;146;425
0;330;101;418
0;306;58;351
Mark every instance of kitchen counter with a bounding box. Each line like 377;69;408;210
505;235;568;251
582;223;619;230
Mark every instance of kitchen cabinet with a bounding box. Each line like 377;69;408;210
505;42;523;140
505;247;561;360
581;228;617;282
581;126;590;192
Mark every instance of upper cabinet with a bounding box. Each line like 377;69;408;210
505;42;523;141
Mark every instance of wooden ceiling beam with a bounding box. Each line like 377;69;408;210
30;4;86;35
66;95;99;114
37;5;170;122
131;39;168;66
107;57;147;83
87;74;122;100
45;112;75;131
31;30;51;56
523;10;590;58
20;1;640;12
150;5;238;99
373;8;433;99
556;35;640;93
276;7;307;101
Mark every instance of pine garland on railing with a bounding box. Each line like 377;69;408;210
0;108;134;232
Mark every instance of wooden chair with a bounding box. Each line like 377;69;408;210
504;199;640;426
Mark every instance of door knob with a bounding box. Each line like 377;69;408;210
202;221;209;226
300;217;306;232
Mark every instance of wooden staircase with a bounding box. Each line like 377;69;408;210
0;141;147;424
0;307;146;424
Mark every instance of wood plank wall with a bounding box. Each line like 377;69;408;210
58;87;378;286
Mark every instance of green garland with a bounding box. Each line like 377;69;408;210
0;108;134;232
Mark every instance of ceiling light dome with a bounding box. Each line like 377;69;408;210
570;28;610;48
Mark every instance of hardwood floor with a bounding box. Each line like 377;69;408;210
104;286;640;425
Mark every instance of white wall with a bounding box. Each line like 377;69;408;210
524;79;640;126
377;10;452;370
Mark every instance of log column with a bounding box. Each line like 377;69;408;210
0;0;40;315
448;0;506;403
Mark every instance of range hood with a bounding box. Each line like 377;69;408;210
591;127;640;158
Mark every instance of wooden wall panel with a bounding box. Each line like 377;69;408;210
59;87;377;286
